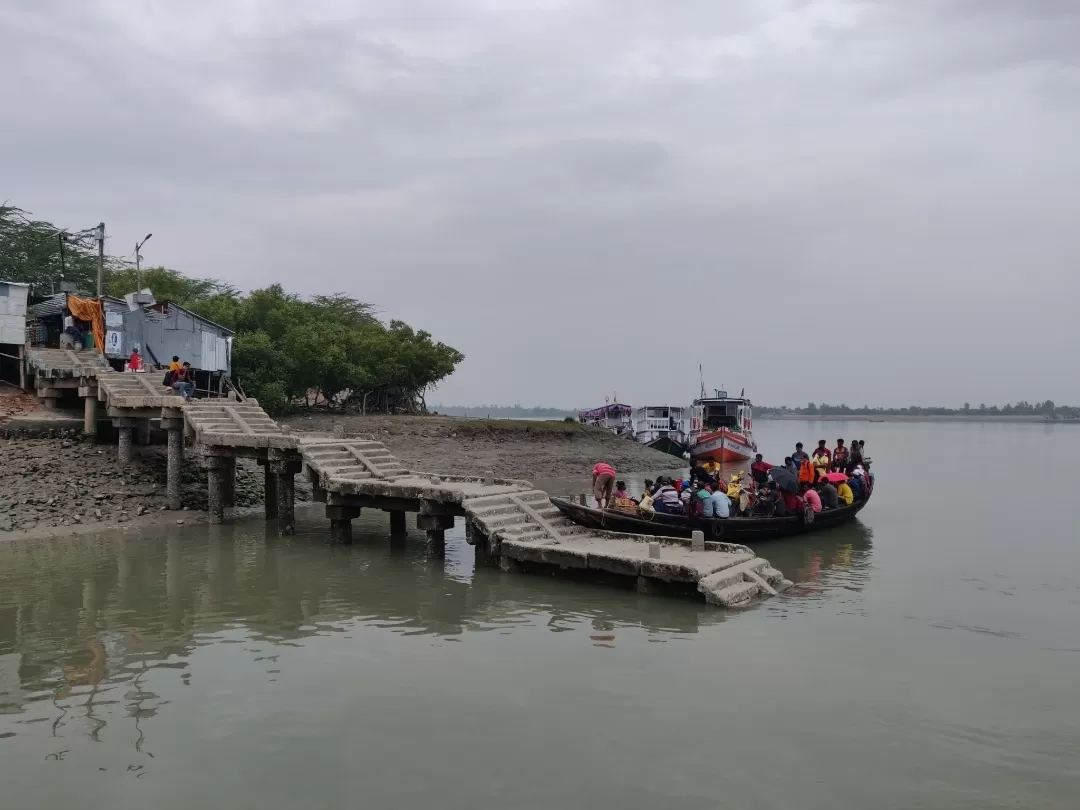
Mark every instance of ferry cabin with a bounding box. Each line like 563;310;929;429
688;392;753;436
578;403;633;437
632;405;687;442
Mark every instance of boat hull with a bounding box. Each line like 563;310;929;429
645;435;688;458
551;495;870;543
688;429;756;463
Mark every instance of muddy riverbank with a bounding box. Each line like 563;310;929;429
283;414;682;478
0;414;677;537
0;435;311;536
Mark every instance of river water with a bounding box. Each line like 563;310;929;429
1;420;1077;809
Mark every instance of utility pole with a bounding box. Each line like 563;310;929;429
96;222;105;297
135;233;152;294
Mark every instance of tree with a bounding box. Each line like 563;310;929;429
0;205;116;294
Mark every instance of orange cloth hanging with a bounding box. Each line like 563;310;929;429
66;295;105;355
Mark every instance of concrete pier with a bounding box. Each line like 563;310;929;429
299;435;791;606
16;353;792;607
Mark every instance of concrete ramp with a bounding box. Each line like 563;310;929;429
25;347;108;379
463;490;789;607
97;373;185;410
183;398;297;449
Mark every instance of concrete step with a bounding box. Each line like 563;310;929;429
704;580;761;607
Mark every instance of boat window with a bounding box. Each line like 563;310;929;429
704;404;738;429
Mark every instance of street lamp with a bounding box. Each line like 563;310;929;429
135;233;152;294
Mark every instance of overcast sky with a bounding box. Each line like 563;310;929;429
3;0;1077;408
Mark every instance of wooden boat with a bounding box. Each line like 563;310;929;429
551;494;871;543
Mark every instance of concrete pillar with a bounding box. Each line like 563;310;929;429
42;395;56;411
207;457;226;525
18;346;25;391
118;426;133;466
166;426;183;510
330;518;352;544
426;529;446;556
417;508;453;557
82;394;97;436
390;510;407;538
275;472;295;535
222;456;236;509
263;463;277;520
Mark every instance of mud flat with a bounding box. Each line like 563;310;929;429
283;414;682;478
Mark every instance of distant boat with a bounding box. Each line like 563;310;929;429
686;387;756;463
578;401;633;437
869;418;885;423
631;405;688;457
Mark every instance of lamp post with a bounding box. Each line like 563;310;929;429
135;233;152;294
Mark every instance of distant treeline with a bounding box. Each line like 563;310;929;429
758;401;1080;419
433;404;576;419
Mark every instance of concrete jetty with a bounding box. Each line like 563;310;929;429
14;355;791;607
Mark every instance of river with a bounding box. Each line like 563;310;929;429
1;420;1077;809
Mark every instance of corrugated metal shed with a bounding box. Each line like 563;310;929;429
0;281;29;345
31;292;67;318
124;301;234;373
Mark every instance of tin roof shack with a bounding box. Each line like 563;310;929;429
0;281;30;384
124;301;234;395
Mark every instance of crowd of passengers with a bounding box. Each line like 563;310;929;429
595;438;874;520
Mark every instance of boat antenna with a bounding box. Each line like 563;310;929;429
740;387;745;397
699;365;705;399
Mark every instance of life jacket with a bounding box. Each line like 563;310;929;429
798;458;814;483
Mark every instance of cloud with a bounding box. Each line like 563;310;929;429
2;0;1078;408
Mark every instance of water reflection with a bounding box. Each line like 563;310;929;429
0;506;876;742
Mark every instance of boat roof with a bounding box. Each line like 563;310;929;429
695;396;751;405
578;403;632;416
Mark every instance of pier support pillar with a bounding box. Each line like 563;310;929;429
389;510;407;539
425;529;445;555
222;456;236;509
330;519;353;544
207;455;227;525
114;417;137;466
269;449;302;536
276;473;295;535
261;461;277;520
417;509;454;557
325;505;360;545
164;417;184;510
82;391;97;436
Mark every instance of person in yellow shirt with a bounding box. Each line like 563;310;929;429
836;480;854;506
168;355;182;373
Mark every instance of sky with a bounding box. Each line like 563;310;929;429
2;0;1078;409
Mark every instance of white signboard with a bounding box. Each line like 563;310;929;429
105;310;124;327
105;330;123;355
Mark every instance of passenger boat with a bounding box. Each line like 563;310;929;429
686;387;757;463
551;494;871;543
577;401;633;437
631;405;688;457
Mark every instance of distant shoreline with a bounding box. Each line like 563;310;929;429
757;414;1073;424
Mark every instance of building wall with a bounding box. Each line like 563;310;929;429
122;306;231;373
0;282;29;345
